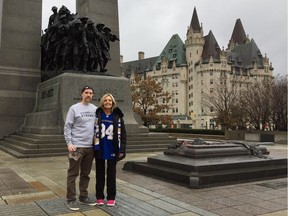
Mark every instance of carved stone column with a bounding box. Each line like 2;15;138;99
0;0;41;138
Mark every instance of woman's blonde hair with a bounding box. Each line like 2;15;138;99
99;93;116;110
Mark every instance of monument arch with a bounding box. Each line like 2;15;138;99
0;0;125;138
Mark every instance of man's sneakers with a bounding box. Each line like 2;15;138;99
67;201;80;211
79;197;97;206
68;197;96;210
96;199;104;206
106;200;115;206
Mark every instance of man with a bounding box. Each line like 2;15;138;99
93;23;108;72
85;19;100;72
102;26;119;70
53;14;69;72
64;86;97;211
48;6;58;27
60;19;88;71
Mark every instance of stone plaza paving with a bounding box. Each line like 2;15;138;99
0;144;287;216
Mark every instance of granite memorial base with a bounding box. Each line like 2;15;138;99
123;140;287;188
1;72;173;158
21;72;145;135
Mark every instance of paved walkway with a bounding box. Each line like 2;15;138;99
0;144;287;216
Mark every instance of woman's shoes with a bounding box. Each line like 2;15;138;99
96;199;104;206
106;200;115;206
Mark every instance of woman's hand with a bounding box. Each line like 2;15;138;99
117;153;126;161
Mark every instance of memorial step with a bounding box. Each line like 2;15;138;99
0;132;176;158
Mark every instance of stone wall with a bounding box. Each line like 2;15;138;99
225;130;287;144
0;0;41;138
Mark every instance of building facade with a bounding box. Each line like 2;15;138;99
121;7;274;129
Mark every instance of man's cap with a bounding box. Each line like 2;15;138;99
52;6;57;10
87;19;94;25
73;19;82;24
81;86;94;93
104;27;111;32
96;23;105;28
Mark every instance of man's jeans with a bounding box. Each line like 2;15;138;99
66;147;94;202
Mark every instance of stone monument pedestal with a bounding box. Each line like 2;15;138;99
21;72;148;135
123;140;287;188
0;72;177;158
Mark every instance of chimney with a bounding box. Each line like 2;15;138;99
120;55;123;63
138;51;144;60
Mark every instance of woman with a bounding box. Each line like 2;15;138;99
94;93;126;206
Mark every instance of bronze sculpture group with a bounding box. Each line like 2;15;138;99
41;5;119;80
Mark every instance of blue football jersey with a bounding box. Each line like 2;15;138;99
100;112;115;160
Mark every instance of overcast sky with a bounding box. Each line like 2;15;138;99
42;0;287;77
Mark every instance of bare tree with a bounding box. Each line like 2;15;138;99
270;75;287;131
202;75;242;129
239;78;274;130
200;72;286;131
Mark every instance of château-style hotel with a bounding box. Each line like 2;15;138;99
121;7;274;129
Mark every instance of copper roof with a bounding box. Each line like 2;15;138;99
201;30;221;63
230;19;247;45
190;7;201;32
